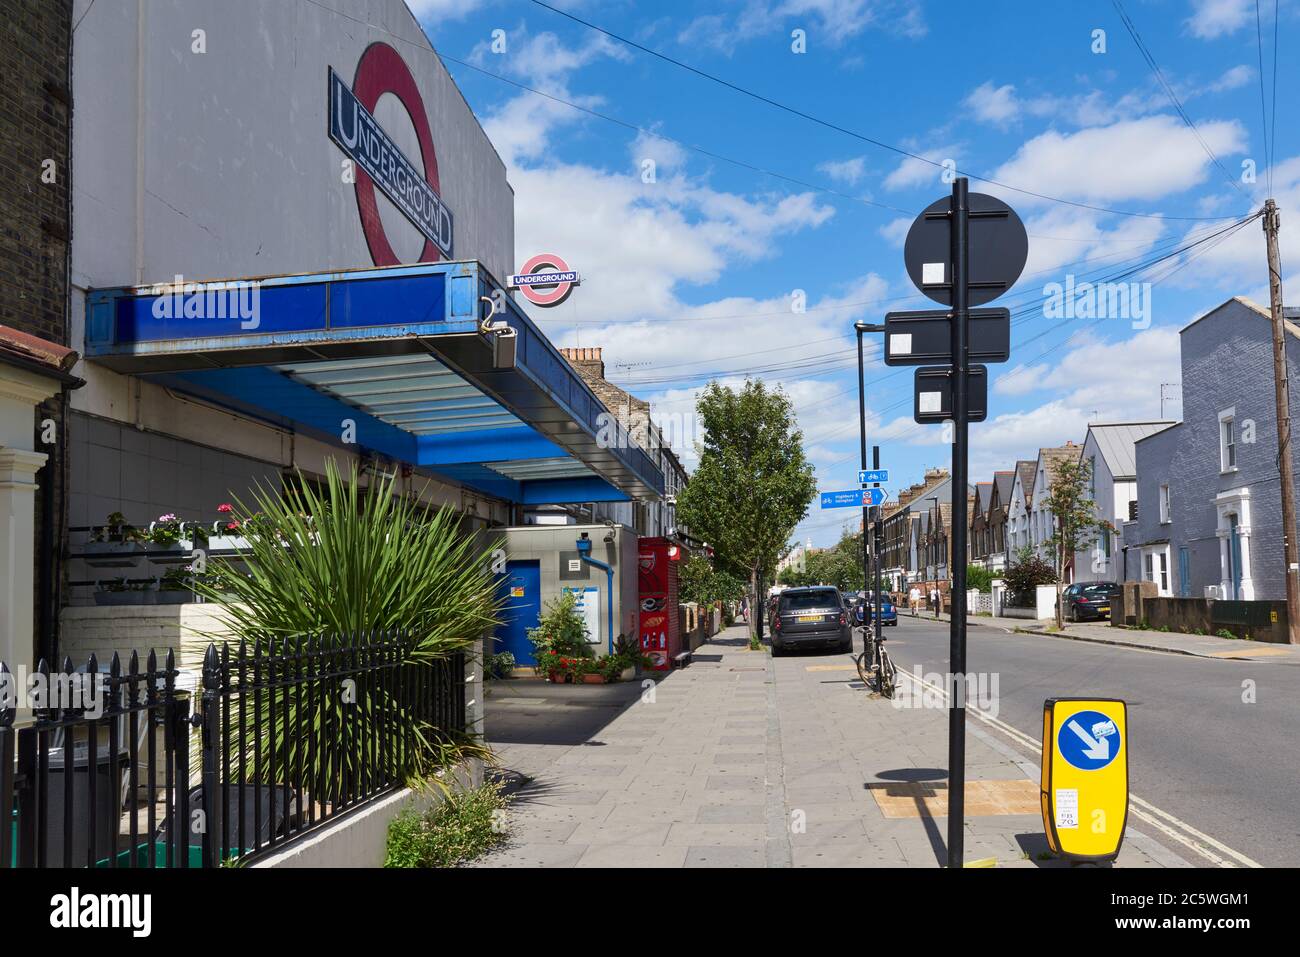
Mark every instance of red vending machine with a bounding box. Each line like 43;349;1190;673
637;537;681;670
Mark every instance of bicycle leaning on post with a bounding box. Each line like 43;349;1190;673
854;603;897;698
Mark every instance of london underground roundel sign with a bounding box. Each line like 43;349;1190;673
328;42;454;267
508;254;581;307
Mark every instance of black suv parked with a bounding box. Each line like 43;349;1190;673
771;586;852;655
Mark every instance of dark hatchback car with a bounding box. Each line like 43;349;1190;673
771;586;852;655
1062;582;1119;622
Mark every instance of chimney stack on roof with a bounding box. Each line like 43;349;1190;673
559;346;605;379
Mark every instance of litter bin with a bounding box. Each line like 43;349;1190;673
44;741;130;866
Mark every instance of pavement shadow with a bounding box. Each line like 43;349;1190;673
484;676;648;749
1014;832;1114;868
865;769;950;865
707;633;753;648
875;768;948;782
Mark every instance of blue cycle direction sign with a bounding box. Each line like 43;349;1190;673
820;488;885;509
858;469;889;484
1056;709;1122;771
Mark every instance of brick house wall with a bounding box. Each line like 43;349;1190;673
0;0;70;344
1131;299;1300;600
0;0;73;662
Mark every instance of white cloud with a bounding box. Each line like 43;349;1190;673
630;130;688;176
963;69;1255;132
1209;64;1254;92
883;146;958;191
989;115;1247;205
676;0;927;55
475;31;631;166
1168;154;1300;304
817;156;868;185
964;82;1021;127
1014;206;1167;290
1186;0;1253;38
878;215;911;247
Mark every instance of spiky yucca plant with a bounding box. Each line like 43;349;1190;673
195;460;502;799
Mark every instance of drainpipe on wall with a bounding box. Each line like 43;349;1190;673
575;532;615;655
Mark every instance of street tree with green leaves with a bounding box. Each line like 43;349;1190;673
679;554;747;606
1044;456;1113;628
675;380;817;637
778;529;867;593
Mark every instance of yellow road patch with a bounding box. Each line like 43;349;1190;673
865;779;1039;818
1207;646;1292;658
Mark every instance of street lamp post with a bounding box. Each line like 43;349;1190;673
855;322;885;596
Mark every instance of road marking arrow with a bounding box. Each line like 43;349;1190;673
1067;719;1110;761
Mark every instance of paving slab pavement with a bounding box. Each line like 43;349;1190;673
473;626;1186;868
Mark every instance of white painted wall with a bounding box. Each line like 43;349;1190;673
65;0;518;533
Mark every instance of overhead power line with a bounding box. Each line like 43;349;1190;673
630;213;1256;394
1111;0;1246;198
528;0;1244;222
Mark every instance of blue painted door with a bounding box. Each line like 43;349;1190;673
1178;547;1191;598
495;561;542;665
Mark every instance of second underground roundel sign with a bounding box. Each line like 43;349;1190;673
509;254;581;307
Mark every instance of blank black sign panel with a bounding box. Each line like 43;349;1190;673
903;192;1029;307
913;364;988;423
884;308;1010;366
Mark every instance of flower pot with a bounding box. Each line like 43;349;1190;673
619;666;635;681
82;542;145;568
146;542;195;565
581;673;605;684
206;535;250;552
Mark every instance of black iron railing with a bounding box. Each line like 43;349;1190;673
1;632;467;868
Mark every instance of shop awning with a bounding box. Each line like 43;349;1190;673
84;261;662;504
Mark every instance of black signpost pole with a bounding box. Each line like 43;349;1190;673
872;445;883;652
857;326;869;592
948;177;970;869
896;178;1025;868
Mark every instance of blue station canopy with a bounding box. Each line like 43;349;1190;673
85;261;663;505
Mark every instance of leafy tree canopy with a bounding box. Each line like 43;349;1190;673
675;380;817;621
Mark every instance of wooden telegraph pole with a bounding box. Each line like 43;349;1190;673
1264;199;1300;645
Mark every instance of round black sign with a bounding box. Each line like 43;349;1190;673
903;192;1028;307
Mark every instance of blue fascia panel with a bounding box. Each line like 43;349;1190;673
416;426;566;466
520;477;629;505
84;262;475;356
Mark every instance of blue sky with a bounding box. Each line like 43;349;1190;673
408;0;1298;547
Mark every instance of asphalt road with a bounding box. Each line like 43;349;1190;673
876;614;1300;868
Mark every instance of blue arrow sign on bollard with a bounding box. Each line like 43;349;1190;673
858;469;889;484
1056;709;1122;771
820;488;885;509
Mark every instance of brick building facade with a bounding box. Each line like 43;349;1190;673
0;0;76;668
